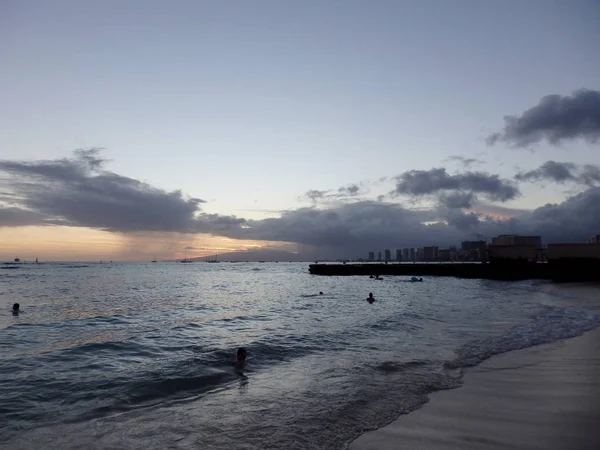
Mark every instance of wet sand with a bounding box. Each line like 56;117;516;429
350;327;600;450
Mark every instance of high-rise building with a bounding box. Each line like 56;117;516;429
384;249;391;261
416;248;425;261
589;234;600;244
396;249;402;261
461;240;487;261
378;251;382;261
409;248;415;261
368;251;375;261
491;235;541;246
402;248;410;261
423;246;439;261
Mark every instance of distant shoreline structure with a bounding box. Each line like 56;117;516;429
309;260;600;282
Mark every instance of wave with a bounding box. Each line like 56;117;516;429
374;360;430;373
446;306;600;369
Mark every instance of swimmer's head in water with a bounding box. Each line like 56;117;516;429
237;347;247;361
12;303;19;311
319;291;323;295
368;293;373;297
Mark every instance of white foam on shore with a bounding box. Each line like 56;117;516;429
447;305;600;369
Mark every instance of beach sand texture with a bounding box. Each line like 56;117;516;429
351;326;600;450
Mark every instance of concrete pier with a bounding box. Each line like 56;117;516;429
308;261;600;282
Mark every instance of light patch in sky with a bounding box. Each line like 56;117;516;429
0;227;289;262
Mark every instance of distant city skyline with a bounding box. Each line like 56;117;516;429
1;1;599;261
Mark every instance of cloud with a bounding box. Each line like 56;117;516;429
516;160;600;186
517;187;600;242
0;206;55;228
0;149;246;234
488;89;600;147
219;201;448;250
438;192;475;209
338;184;361;196
303;183;367;205
469;202;528;219
219;188;600;254
2;150;599;259
444;210;481;232
304;190;327;204
393;168;520;205
444;155;484;168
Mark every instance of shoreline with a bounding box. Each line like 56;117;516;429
350;326;600;450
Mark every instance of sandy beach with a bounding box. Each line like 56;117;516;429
351;324;600;450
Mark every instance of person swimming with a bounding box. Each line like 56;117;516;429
366;293;375;304
233;347;247;373
319;291;324;295
12;303;20;315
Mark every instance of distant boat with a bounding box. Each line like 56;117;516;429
14;258;20;263
206;254;219;263
181;253;193;263
151;257;157;263
35;257;38;263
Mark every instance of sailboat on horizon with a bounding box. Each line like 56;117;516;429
180;252;193;263
206;253;219;263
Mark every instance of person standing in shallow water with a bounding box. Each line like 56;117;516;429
233;347;247;373
366;293;375;304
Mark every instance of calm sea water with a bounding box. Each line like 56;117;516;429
1;262;598;449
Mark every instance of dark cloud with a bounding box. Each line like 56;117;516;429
515;161;576;183
580;164;600;186
444;210;481;232
217;201;463;254
338;184;361;196
0;149;246;234
438;192;475;209
303;183;367;205
305;190;327;203
219;188;600;255
0;206;55;228
516;187;600;242
516;160;600;186
488;89;600;147
393;168;519;204
444;155;484;168
463;188;600;244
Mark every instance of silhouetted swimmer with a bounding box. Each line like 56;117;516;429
319;291;324;295
366;293;375;304
12;303;20;315
233;347;247;373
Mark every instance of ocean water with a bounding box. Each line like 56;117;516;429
1;262;598;449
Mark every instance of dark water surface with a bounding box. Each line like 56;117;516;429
1;262;598;449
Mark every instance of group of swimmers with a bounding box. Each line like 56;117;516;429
369;274;383;280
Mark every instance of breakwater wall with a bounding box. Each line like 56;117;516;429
309;260;600;282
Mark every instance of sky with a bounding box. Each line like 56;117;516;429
1;0;599;261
